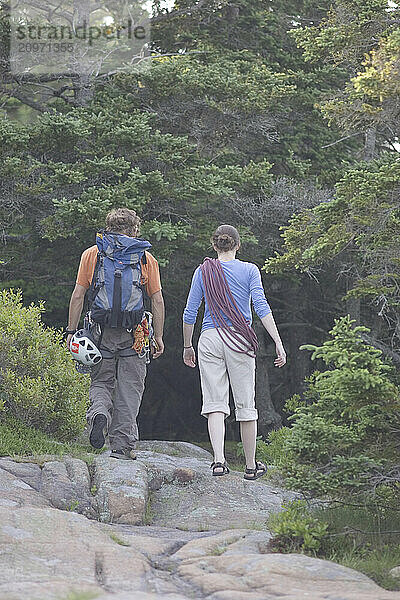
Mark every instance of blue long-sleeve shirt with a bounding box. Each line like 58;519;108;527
183;258;271;332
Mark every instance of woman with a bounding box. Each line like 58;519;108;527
182;224;286;479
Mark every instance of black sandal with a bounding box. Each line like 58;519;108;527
244;460;267;480
211;461;230;477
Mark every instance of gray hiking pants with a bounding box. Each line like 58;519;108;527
87;328;147;451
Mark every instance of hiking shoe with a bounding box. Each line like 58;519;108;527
211;461;230;476
89;414;107;449
244;460;268;481
110;448;137;460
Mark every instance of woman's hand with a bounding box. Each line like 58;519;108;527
274;342;286;368
183;346;196;368
152;337;164;359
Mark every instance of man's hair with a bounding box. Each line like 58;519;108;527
211;224;240;252
105;208;141;236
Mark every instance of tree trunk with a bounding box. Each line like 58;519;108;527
364;127;376;162
72;0;94;106
345;291;361;323
73;72;94;106
254;319;282;436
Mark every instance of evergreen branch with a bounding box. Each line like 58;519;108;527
321;132;363;149
10;73;79;83
311;498;400;513
345;525;400;535
0;86;49;112
360;333;400;365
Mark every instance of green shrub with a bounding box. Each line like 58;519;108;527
268;500;329;553
265;315;400;500
0;290;88;440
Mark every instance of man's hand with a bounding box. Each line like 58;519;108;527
274;342;286;368
183;346;196;368
150;291;165;359
67;284;86;347
152;337;164;359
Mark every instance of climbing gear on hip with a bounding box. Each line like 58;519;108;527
131;311;155;363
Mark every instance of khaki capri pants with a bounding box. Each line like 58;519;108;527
198;328;258;421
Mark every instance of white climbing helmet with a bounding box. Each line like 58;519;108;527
69;329;102;366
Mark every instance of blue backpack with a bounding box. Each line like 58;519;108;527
88;231;152;330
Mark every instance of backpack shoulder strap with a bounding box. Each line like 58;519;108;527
87;251;102;309
139;250;151;311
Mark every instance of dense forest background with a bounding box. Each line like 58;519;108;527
0;0;399;442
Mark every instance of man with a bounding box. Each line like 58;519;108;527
66;208;165;459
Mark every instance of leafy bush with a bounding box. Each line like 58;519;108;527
265;315;400;500
0;290;88;440
268;500;329;553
